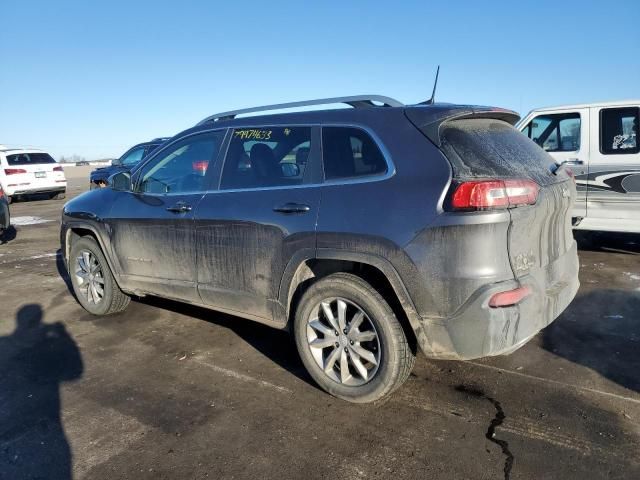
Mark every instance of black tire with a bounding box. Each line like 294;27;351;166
51;192;66;200
7;196;12;205
68;236;130;315
294;273;415;403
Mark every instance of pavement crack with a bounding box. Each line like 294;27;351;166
456;384;514;480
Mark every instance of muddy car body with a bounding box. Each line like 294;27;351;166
61;96;579;402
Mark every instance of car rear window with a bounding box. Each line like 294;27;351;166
439;119;558;185
6;152;57;166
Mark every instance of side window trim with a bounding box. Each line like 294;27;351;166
201;123;395;193
133;129;227;195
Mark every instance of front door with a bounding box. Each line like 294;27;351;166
195;125;322;323
521;108;589;218
108;130;226;302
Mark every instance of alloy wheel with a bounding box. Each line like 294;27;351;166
306;297;381;386
75;250;105;304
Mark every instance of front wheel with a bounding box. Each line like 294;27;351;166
69;236;130;315
294;273;415;403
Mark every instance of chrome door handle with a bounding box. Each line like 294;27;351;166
166;202;192;213
563;158;584;165
273;203;310;214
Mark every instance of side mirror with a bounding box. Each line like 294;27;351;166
281;163;300;177
110;171;132;191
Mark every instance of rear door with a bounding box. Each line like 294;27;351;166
585;105;640;229
195;125;322;323
521;108;589;218
107;130;226;302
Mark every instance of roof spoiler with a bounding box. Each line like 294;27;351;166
405;105;520;147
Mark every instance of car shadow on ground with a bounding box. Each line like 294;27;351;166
55;248;75;293
574;231;640;255
0;225;17;244
139;296;318;389
543;288;640;393
0;304;83;479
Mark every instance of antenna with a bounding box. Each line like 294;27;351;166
420;65;440;105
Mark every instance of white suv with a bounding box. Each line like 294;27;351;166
0;146;67;203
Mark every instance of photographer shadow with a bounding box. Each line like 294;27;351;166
0;304;83;479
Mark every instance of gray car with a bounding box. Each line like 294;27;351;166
0;184;9;235
61;95;579;403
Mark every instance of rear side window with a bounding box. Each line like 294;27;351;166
322;127;387;180
7;152;56;165
523;113;581;152
600;107;639;154
440;119;557;186
220;127;311;189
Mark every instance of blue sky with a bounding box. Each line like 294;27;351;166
1;0;639;160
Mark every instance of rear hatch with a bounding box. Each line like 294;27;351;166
4;152;66;190
406;106;575;279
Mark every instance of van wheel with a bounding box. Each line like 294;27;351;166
69;237;130;315
51;192;66;200
294;273;415;403
7;196;13;204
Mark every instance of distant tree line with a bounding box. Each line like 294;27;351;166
59;154;87;163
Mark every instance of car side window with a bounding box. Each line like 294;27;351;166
136;132;224;194
220;127;312;190
600;107;639;155
525;113;581;152
120;147;146;167
322;127;387;180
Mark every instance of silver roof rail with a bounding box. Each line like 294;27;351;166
196;95;403;126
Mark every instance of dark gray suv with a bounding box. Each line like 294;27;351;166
61;95;579;403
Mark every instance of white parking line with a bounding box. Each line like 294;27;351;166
468;361;640;406
10;216;54;226
191;356;293;394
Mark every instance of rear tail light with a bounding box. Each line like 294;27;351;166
4;168;27;175
489;286;531;308
53;166;63;172
0;185;4;198
450;179;539;211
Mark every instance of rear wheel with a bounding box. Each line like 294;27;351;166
51;192;66;200
69;237;130;315
294;273;415;403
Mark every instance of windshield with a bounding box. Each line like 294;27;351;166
114;146;145;167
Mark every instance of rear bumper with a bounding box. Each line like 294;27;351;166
10;185;66;196
416;241;579;360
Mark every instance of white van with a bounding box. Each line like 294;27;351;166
518;100;639;233
0;147;67;203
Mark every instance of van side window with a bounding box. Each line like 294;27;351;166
525;113;581;152
600;107;639;155
220;127;311;190
322;127;387;180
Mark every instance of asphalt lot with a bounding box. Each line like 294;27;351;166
1;167;639;480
